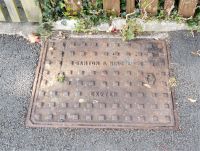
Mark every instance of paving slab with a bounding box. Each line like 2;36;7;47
0;31;200;151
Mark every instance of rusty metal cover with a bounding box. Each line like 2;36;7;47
26;34;176;129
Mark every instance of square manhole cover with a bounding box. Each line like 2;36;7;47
26;34;177;129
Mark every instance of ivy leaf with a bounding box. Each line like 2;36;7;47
63;12;70;16
66;6;72;11
126;30;135;41
59;2;66;9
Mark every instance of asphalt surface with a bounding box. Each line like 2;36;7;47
0;31;200;151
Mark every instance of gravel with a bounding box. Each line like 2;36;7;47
0;31;200;151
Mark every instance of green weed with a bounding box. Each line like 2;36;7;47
121;19;143;41
57;73;65;83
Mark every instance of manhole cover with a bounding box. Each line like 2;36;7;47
26;34;177;129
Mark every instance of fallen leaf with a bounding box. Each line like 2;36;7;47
107;25;113;33
154;37;159;40
191;30;195;38
28;34;40;43
144;83;151;88
191;50;200;57
79;99;86;103
93;100;99;103
58;31;63;36
77;1;81;5
169;77;177;87
107;25;119;33
49;47;54;51
188;98;197;103
197;50;200;55
111;28;119;33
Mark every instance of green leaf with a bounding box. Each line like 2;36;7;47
59;2;66;9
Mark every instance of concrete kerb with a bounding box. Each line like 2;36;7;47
0;18;188;39
53;18;188;32
0;22;38;38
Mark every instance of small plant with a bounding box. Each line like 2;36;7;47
120;0;126;17
169;77;177;87
74;19;88;32
74;0;110;33
36;0;199;41
61;0;81;18
186;8;200;32
37;0;66;22
74;19;98;33
121;19;143;41
167;10;183;22
57;72;65;83
36;22;53;40
80;0;110;26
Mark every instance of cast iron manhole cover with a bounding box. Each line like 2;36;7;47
26;34;177;129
